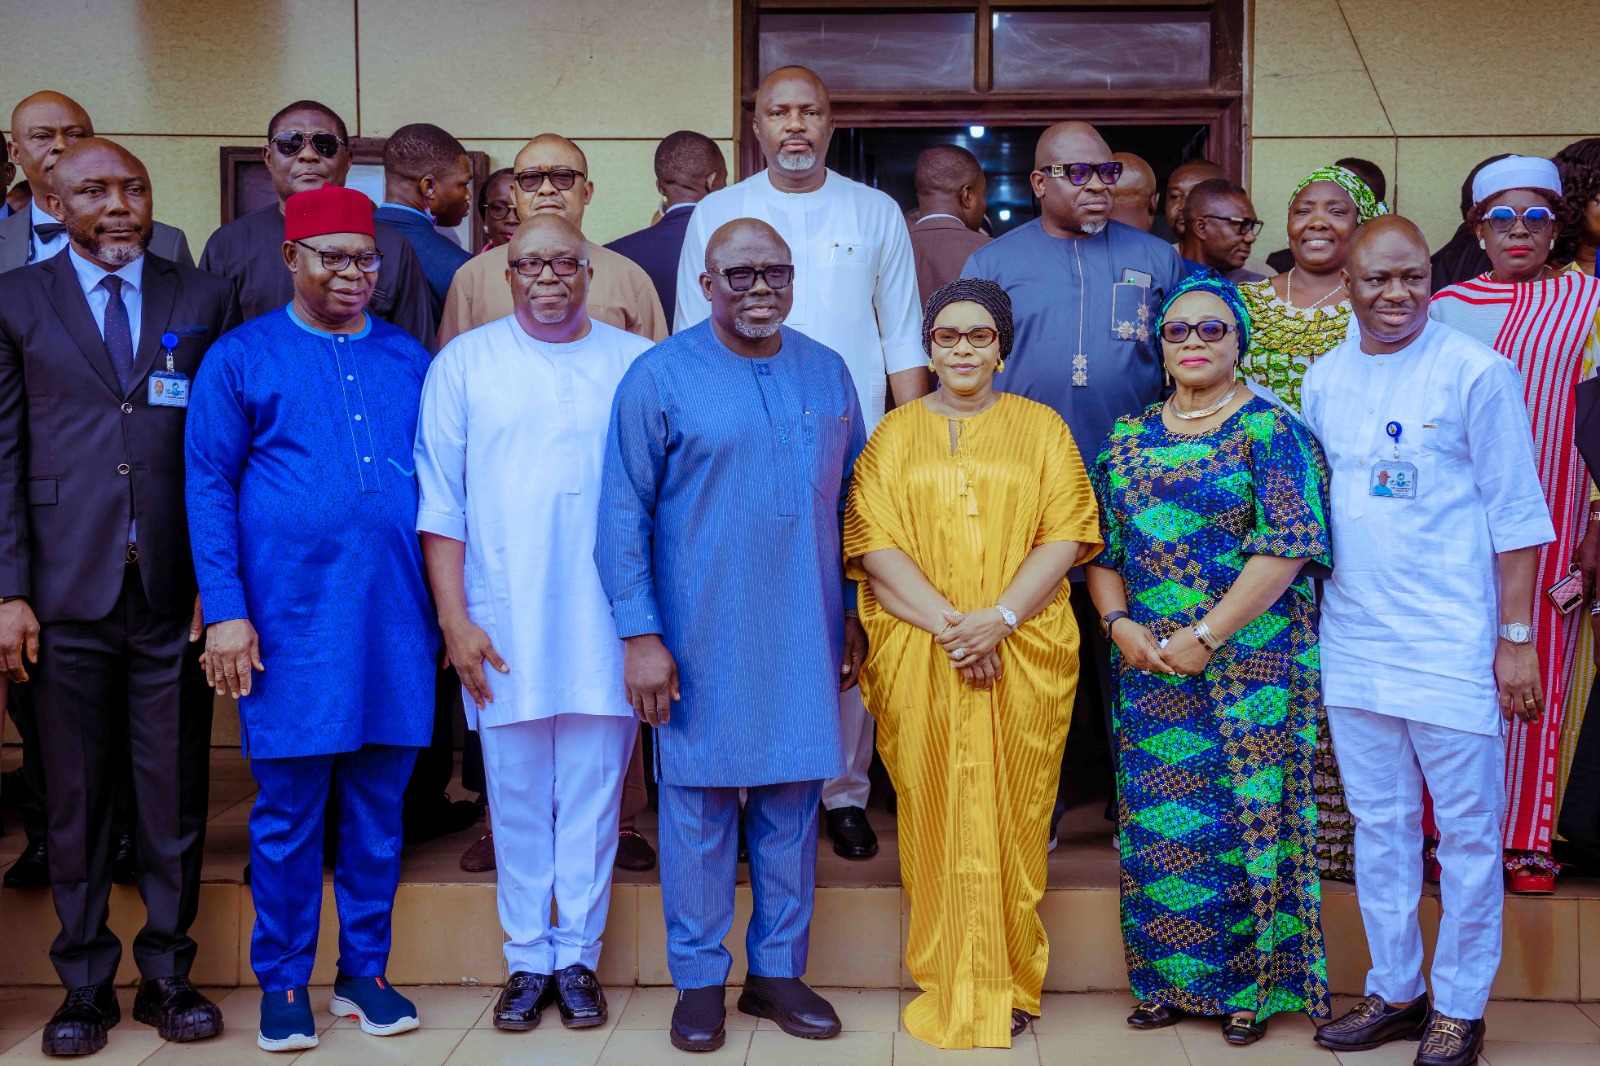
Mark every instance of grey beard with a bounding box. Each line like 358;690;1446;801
776;150;815;172
733;316;783;339
72;224;149;265
532;307;571;323
1075;219;1109;236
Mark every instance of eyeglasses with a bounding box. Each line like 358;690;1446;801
269;131;347;159
930;326;999;348
484;201;518;221
1036;161;1123;187
1484;205;1557;233
1160;319;1235;344
1199;214;1265;236
509;256;589;278
513;168;585;193
293;240;382;273
714;264;794;291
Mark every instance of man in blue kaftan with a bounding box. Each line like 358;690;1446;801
597;219;864;1053
185;186;437;1053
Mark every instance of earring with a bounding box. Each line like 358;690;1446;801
995;358;1005;373
1164;367;1172;387
928;359;936;371
1478;238;1487;249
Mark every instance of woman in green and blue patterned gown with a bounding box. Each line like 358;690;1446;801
1086;273;1332;1045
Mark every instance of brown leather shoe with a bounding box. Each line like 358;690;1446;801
459;832;496;873
1314;994;1429;1051
1416;1013;1484;1066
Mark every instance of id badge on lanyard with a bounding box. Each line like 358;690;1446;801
147;332;189;408
1370;421;1418;499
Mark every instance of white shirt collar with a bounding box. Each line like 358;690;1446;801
67;243;145;299
758;167;834;199
915;213;964;225
29;198;56;228
662;201;695;215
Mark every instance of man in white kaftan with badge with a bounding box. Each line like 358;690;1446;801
414;217;648;1033
1302;218;1553;1066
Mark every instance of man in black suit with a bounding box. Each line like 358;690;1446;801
0;138;238;1057
606;130;725;324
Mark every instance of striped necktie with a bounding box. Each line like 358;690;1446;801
101;275;134;392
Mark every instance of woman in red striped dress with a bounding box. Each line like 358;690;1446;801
1430;155;1600;893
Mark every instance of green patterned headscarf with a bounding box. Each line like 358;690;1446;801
1159;270;1251;362
1290;165;1388;223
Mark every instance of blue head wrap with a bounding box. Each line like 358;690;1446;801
1158;269;1251;362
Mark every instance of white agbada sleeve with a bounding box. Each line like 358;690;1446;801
1464;355;1557;553
872;212;929;375
413;343;470;542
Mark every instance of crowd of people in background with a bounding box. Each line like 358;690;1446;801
0;62;1598;1066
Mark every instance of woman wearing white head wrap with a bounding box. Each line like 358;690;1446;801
1430;154;1600;893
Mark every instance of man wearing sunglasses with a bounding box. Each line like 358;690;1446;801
198;100;436;351
1177;178;1267;284
436;133;666;348
675;66;925;861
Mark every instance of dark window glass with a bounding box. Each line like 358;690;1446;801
992;10;1211;91
759;12;975;93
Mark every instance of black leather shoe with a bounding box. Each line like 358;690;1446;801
4;836;48;888
42;985;119;1056
1315;994;1430;1051
1222;1013;1267;1046
554;963;607;1028
1127;1000;1184;1029
1011;1008;1031;1037
614;827;656;872
737;818;748;864
402;797;480;845
736;975;841;1039
0;767;35;810
493;971;556;1031
132;976;221;1042
1416;1013;1485;1066
111;833;137;886
824;806;879;859
671;986;726;1052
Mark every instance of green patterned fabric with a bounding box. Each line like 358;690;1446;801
1090;397;1332;1023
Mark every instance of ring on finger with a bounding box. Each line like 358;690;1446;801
953;647;967;660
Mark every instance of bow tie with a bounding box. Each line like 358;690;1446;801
33;222;66;241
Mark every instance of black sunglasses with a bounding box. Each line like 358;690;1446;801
269;131;347;159
1036;161;1123;187
513;168;585;193
714;264;794;292
1160;319;1235;344
509;256;589;278
1199;214;1265;237
293;240;381;273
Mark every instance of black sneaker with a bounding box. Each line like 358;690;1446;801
671;986;726;1052
42;985;119;1057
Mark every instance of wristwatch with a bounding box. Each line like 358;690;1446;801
994;603;1018;630
1101;610;1131;636
1499;622;1533;645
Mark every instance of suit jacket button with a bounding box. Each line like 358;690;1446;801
121;403;133;414
117;464;130;475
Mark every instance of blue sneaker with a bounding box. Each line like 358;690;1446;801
258;987;318;1052
328;973;419;1036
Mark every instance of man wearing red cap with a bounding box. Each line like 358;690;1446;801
185;185;438;1052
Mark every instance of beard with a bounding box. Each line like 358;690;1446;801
68;218;150;265
532;306;572;324
732;315;783;339
776;149;816;172
1074;219;1109;236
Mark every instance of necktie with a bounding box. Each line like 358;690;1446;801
32;222;65;241
101;276;134;392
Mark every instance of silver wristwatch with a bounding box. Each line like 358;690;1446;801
1498;622;1533;645
994;603;1018;630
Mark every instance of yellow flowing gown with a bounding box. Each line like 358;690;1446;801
843;393;1101;1050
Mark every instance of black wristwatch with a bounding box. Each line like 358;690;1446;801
1101;610;1131;636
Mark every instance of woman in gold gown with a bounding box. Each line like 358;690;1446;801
844;278;1101;1049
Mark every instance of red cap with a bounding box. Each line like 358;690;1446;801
284;186;375;242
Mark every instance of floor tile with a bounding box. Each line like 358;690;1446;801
1578;1002;1600;1026
597;1027;753;1063
328;985;496;1030
0;1036;28;1058
1333;1043;1427;1066
1482;1000;1600;1042
140;1021;300;1064
1031;992;1132;1034
747;1028;893;1065
753;989;899;1033
892;1030;1039;1063
1036;1028;1186;1066
0;1027;163;1064
614;986;755;1031
1177;1026;1328;1065
445;1026;609;1066
469;985;633;1030
0;990;63;1033
294;1026;467;1066
1480;1041;1600;1065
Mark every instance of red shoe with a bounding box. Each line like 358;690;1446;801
1508;869;1555;894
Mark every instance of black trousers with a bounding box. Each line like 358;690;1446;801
8;680;138;845
1053;581;1118;833
34;565;212;988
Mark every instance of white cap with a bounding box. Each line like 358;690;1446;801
1472;155;1562;206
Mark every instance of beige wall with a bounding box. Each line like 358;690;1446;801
0;0;736;253
1249;0;1600;254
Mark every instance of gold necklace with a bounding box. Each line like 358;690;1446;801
1287;268;1346;311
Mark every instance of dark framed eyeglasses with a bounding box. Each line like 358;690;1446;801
484;201;518;221
293;240;382;273
269;131;347;159
1484;205;1557;233
1199;214;1265;236
509;256;589;278
1160;319;1235;344
1036;161;1123;187
513;168;585;193
930;326;999;348
714;264;794;291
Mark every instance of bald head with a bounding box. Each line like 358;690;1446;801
46;138;152;268
705;217;790;269
510;133;593;230
508;213;585;257
1165;160;1227;236
1110;152;1158;231
1034;121;1110;171
753;66;832;191
8;90;93;192
1343;215;1432;351
755;66;830;111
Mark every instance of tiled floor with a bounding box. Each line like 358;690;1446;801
0;988;1598;1064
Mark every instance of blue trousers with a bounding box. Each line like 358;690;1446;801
248;744;417;991
657;779;822;988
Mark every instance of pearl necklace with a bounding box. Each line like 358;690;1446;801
1169;383;1241;420
1287;268;1346;311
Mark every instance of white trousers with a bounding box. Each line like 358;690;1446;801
822;686;874;810
1326;705;1507;1019
480;712;636;973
